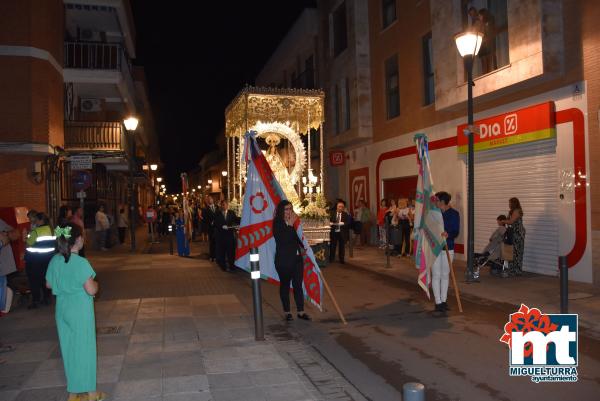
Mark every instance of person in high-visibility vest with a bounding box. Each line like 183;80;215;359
25;212;55;309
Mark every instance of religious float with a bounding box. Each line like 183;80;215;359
224;86;330;265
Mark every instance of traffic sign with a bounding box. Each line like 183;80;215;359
72;171;92;191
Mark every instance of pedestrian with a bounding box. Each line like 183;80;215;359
69;206;86;257
57;205;72;227
46;223;106;401
477;8;497;74
117;208;128;244
377;199;388;249
273;200;311;321
174;210;190;257
432;191;460;315
24;212;54;309
215;200;239;271
94;205;110;251
0;218;19;315
203;196;218;262
397;198;411;257
354;200;372;246
501;197;525;277
329;200;350;264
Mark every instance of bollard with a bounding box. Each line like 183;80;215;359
403;382;425;401
168;224;173;255
559;255;568;314
250;248;265;341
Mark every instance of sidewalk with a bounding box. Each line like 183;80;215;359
0;244;367;401
343;244;600;337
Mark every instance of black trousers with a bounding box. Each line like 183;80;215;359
25;256;52;304
208;229;216;259
330;231;346;263
216;234;235;269
276;258;304;313
118;227;127;244
400;221;411;255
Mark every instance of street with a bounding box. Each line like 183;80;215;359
1;236;599;401
95;239;600;400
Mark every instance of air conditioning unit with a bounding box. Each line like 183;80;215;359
80;98;102;112
80;28;102;42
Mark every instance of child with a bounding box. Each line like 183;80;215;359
45;224;106;401
482;215;507;260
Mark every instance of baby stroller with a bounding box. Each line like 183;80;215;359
473;225;511;279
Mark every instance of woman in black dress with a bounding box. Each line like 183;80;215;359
272;200;310;321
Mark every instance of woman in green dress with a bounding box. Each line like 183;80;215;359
46;223;105;401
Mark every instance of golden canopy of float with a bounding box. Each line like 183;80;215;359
224;86;326;206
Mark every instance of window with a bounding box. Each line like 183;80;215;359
461;0;509;77
385;55;400;119
332;2;348;57
382;0;396;29
333;84;341;135
344;78;351;130
422;32;435;105
304;56;315;88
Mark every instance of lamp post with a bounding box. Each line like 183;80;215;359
124;116;139;252
454;31;483;282
221;170;228;199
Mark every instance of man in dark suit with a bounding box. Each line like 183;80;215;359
214;199;240;272
330;199;350;264
202;196;218;261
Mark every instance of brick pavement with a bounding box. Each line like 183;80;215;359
0;240;368;401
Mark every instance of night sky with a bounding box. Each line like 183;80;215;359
130;1;317;192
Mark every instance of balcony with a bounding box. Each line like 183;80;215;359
64;41;132;74
64;121;127;153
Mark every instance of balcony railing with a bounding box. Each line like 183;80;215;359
64;41;132;74
64;121;127;152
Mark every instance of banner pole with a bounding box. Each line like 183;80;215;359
318;270;347;325
444;244;463;313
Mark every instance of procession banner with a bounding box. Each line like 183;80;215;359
235;131;323;310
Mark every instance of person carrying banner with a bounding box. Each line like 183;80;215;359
273;200;311;321
432;191;460;315
215;200;239;272
329;200;350;264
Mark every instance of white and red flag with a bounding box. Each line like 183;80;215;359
235;131;323;310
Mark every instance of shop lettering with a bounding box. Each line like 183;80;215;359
479;122;502;139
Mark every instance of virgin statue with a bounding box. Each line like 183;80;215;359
263;134;300;205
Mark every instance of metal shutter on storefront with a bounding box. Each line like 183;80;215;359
473;139;558;276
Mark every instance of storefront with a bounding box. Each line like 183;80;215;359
345;83;592;283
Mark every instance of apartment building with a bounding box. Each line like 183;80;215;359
0;0;159;226
336;0;597;284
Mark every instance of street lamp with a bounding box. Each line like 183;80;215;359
150;164;158;171
156;177;163;183
455;30;483;282
124;116;139;252
221;170;228;198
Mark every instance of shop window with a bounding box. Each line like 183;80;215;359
422;32;435;105
461;0;509;77
385;55;400;119
382;0;396;29
332;1;348;57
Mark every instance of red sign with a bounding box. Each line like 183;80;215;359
457;102;555;153
349;167;370;213
329;150;345;166
146;208;157;222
